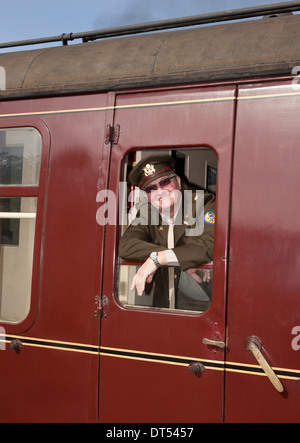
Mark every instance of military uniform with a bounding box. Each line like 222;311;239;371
119;155;215;309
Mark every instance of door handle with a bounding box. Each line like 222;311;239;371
246;336;284;393
202;338;226;349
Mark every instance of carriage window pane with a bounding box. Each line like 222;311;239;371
118;264;213;313
117;147;217;313
0;128;42;185
0;197;21;245
0;197;37;323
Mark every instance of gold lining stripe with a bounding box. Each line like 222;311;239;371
99;353;226;371
227;359;300;374
100;345;220;365
2;333;99;355
1;334;299;379
226;367;269;377
115;96;235;109
99;352;188;367
99;345;225;371
0;96;235;119
4;333;97;349
1;89;300;119
0;107;111;118
225;367;299;381
21;341;98;355
238;91;300;100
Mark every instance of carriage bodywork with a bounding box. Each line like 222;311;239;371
0;10;300;423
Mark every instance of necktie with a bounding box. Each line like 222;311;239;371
168;221;175;309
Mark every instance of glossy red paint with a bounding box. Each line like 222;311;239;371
225;81;300;423
0;93;111;422
0;78;299;423
99;85;236;422
0;117;50;334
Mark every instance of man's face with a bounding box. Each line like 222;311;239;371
145;175;181;217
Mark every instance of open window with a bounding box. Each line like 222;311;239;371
116;147;217;313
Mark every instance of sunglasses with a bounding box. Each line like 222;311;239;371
144;176;177;194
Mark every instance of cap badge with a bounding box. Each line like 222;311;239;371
143;164;156;177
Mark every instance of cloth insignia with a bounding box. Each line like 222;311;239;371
204;211;215;225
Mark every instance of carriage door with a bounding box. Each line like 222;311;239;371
225;82;300;423
98;86;236;423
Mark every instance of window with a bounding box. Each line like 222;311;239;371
206;163;217;194
0;128;41;185
117;148;217;313
0;127;42;324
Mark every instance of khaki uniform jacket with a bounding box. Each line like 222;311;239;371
119;191;215;271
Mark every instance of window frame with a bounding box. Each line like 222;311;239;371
116;146;217;314
117;258;214;313
0;118;50;333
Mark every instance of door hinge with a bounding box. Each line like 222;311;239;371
105;124;120;145
94;295;109;318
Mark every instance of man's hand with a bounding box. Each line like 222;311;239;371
186;268;211;284
130;258;158;296
130;251;167;296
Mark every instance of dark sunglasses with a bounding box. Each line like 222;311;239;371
144;176;177;194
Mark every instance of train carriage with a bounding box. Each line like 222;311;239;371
0;3;300;423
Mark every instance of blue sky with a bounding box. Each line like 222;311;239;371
0;0;293;48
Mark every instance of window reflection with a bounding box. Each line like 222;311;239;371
117;148;217;314
118;263;212;312
0;127;42;324
0;128;41;186
0;197;37;323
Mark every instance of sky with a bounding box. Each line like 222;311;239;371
0;0;295;50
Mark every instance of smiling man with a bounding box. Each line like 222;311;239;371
119;154;215;310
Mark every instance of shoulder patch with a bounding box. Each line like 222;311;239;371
204;211;215;225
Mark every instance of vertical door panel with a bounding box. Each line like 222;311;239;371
99;86;236;422
226;82;300;423
0;93;112;422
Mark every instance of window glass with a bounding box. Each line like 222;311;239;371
117;148;217;313
118;263;213;312
0;197;21;245
0;197;37;323
0;128;41;185
0;126;42;325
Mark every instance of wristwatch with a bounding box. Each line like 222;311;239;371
150;251;161;268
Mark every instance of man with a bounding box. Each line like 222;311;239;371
119;154;215;310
